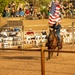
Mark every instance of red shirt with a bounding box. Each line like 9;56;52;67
25;9;30;15
26;31;34;35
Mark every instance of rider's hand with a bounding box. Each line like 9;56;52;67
56;22;58;26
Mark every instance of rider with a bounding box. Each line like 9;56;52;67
54;21;61;43
48;0;62;44
49;20;61;44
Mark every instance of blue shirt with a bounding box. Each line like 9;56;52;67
19;11;25;16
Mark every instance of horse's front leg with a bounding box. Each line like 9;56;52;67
48;49;50;59
47;49;53;60
46;49;50;60
51;49;53;57
57;46;60;56
57;41;62;56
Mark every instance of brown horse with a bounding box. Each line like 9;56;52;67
46;29;62;60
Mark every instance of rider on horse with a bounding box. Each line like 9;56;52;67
49;21;61;44
48;0;62;44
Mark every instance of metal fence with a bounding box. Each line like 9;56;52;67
60;22;75;46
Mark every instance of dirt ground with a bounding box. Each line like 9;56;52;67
0;47;75;75
0;18;75;75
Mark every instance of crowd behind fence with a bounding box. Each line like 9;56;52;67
23;24;75;47
2;0;75;19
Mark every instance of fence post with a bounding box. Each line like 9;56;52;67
41;44;45;75
72;22;74;46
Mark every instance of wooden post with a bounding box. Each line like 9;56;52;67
72;22;74;46
41;45;45;75
22;25;24;49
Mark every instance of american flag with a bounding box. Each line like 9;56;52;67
48;1;61;26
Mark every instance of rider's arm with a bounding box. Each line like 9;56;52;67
54;24;61;29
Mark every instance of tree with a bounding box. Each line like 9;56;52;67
0;0;9;13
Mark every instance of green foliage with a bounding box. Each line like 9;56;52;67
0;0;8;13
40;6;47;14
0;0;19;13
40;0;51;6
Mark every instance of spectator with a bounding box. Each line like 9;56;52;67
37;8;42;19
14;28;20;32
68;3;74;17
6;9;11;17
17;2;23;11
41;29;47;35
25;9;30;15
2;7;8;17
11;1;16;10
15;10;19;17
25;9;31;19
60;2;65;18
24;2;29;12
29;6;34;16
19;8;25;17
11;9;16;17
2;9;7;17
63;1;69;18
16;32;21;36
8;2;11;9
1;30;8;37
26;28;34;35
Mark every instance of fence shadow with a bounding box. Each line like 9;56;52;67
0;55;41;60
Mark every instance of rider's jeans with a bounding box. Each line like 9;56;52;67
55;32;61;42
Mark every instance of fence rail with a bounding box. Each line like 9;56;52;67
0;47;75;75
1;48;75;53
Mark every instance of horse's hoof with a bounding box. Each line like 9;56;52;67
57;54;59;56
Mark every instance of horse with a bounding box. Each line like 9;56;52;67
46;29;62;60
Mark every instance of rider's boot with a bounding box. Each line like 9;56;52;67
58;39;62;49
